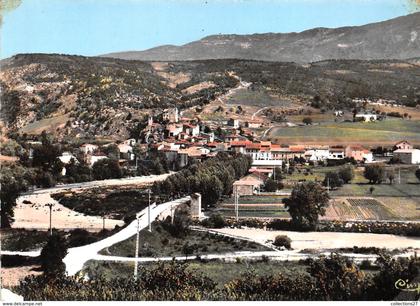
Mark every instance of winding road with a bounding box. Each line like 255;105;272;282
13;173;172;230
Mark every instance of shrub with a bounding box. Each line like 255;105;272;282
202;213;226;228
273;235;292;249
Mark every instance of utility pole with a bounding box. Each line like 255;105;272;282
170;206;175;224
148;189;152;232
45;203;54;236
133;216;140;281
398;167;401;184
234;187;239;222
327;177;330;194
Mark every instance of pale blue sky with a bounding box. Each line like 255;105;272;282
0;0;416;59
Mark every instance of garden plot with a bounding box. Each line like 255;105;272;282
323;198;396;221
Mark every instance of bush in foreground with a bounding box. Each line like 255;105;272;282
273;235;292;249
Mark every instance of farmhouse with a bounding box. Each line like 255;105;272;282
304;146;330;161
245;119;263;128
117;143;134;161
393;149;420;164
233;173;266;196
345;146;373;163
394;140;413;150
329;147;345;159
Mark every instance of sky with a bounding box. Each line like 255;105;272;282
0;0;419;59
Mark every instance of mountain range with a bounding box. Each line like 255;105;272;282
103;12;420;63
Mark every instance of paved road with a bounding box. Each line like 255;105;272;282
22;173;173;196
14;173;172;230
63;196;191;276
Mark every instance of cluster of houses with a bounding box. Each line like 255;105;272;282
20;107;419;178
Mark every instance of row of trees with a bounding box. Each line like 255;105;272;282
364;164;420;185
152;152;252;208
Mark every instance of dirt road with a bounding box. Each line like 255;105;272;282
212;228;420;251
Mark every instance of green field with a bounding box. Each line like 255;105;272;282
267;119;420;144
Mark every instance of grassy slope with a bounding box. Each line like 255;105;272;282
267;119;420;145
100;224;270;258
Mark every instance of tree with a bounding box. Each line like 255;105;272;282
219;167;235;195
302;117;313;125
40;234;68;278
65;158;92;182
338;165;354;183
386;168;396;184
323;172;344;189
264;178;280;192
273;167;284;180
415;168;420;182
203;213;226;228
367;253;419;300
182;242;195;260
363;164;385;184
199;174;223;208
0;166;29;228
92;159;122;180
308;254;366;301
102;144;120;159
32;142;61;171
284;182;330;230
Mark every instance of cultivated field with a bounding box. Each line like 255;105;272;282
266;119;420;145
323;198;397;221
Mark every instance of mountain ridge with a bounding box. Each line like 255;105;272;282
102;12;420;63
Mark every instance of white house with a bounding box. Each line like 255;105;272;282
80;144;98;155
252;159;283;169
167;123;183;137
88;155;108;166
304;147;330;161
183;124;200;137
355;113;377;122
393;149;420;164
117;143;134;160
59;152;77;164
228;118;240;128
58;152;78;176
394;140;413;150
329;147;345;159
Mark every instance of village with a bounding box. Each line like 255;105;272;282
46;106;420;186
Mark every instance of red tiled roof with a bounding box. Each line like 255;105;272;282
230;141;252;147
245;143;261;150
